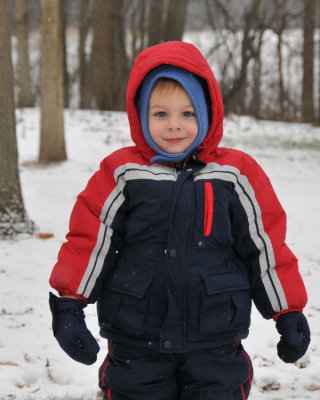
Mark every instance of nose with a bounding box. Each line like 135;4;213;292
167;117;181;131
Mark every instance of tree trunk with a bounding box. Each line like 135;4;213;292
277;29;285;120
14;0;34;107
111;0;129;110
78;0;91;109
0;0;34;237
138;0;146;52
62;1;69;108
250;44;262;118
224;18;251;113
163;0;189;42
318;0;320;126
39;0;66;163
89;0;113;110
302;0;315;123
223;0;261;114
148;0;165;47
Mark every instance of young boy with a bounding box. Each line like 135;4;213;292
49;41;310;400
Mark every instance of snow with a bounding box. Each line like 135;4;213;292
1;108;320;399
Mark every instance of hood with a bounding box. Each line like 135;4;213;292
126;41;224;163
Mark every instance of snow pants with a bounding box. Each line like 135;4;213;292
99;341;253;400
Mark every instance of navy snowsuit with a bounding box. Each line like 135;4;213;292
49;41;308;400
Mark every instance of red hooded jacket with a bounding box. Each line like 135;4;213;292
49;41;307;352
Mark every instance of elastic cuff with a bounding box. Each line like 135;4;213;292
57;289;88;302
272;308;303;321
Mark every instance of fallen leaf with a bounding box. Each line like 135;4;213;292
1;307;33;316
309;384;320;391
15;384;25;389
0;361;19;366
261;382;280;392
8;323;26;329
36;233;54;239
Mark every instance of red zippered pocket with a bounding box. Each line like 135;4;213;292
203;182;214;236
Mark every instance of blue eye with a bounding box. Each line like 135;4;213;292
154;111;167;118
183;111;196;117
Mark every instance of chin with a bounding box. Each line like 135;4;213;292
163;147;188;154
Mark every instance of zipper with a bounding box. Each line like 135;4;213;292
164;157;204;352
182;171;196;351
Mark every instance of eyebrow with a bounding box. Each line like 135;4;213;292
149;104;194;110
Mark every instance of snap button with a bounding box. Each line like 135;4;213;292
168;248;177;258
163;340;172;350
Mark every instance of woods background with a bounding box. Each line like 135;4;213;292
7;0;320;122
0;0;320;237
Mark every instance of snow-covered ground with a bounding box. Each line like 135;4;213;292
0;108;320;399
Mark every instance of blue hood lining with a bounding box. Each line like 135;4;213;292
136;65;210;163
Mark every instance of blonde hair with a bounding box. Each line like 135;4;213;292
151;78;184;96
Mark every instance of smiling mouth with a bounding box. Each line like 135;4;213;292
165;138;185;143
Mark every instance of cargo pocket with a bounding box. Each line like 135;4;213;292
200;270;251;335
103;267;152;335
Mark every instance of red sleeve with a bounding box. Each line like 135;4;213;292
49;153;126;302
217;149;308;318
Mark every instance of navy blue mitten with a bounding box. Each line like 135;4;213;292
49;292;100;365
276;311;310;363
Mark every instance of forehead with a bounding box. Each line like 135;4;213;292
151;78;183;94
150;79;192;104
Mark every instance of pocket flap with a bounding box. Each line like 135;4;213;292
106;269;152;299
201;271;250;295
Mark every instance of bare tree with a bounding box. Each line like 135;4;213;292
89;0;113;110
204;0;263;115
62;1;70;108
248;28;265;118
268;0;290;120
83;0;128;110
129;0;147;61
163;0;189;42
257;0;302;121
128;0;189;58
148;1;165;47
0;0;34;237
76;0;191;111
78;0;91;109
14;0;34;107
203;0;308;121
39;0;66;163
110;0;129;110
137;0;147;51
318;0;320;126
302;0;316;123
225;0;262;114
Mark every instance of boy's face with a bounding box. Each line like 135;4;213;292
148;86;198;154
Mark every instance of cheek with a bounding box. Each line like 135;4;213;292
190;122;198;138
149;120;162;139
